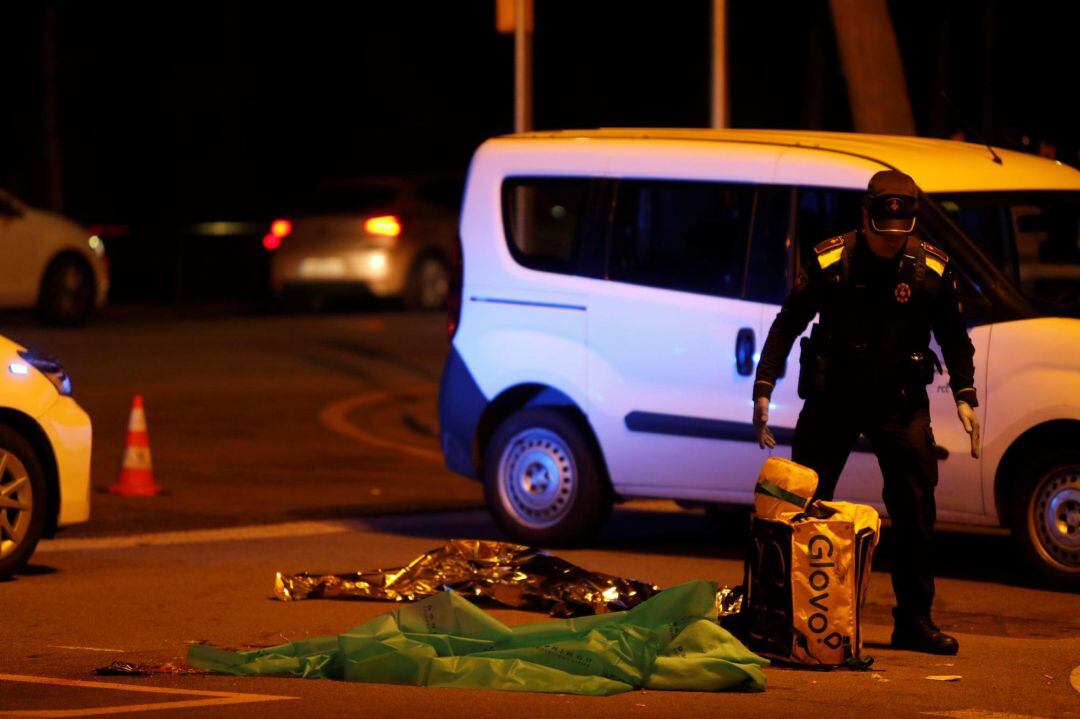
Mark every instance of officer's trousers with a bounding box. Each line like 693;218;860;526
791;393;938;621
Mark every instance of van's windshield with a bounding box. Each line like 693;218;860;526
931;191;1080;310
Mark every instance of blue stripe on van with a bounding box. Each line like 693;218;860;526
624;410;876;454
469;296;586;311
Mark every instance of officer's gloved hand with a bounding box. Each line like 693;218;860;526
753;397;776;449
956;401;981;459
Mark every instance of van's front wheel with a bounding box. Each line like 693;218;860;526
1010;449;1080;587
483;408;611;546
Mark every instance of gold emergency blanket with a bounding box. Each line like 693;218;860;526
275;539;662;617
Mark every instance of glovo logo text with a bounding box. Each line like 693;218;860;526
807;534;844;650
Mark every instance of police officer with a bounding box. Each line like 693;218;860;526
752;170;980;656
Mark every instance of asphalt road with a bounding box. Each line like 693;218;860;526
1;307;1078;718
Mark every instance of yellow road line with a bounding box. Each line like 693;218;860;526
0;673;294;718
319;388;443;463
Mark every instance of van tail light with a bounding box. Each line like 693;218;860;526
264;218;292;251
447;235;463;341
364;215;402;239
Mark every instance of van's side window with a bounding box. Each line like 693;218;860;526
608;180;754;298
502;178;592;275
744;186;793;304
794;188;863;271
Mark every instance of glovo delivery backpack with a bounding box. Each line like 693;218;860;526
742;458;881;670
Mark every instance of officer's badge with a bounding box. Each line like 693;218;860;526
886;196;902;213
894;282;912;303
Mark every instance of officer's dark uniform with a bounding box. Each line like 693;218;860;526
753;192;977;638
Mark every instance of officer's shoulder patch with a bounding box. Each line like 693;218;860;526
814;235;846;255
922;241;949;264
921;241;948;276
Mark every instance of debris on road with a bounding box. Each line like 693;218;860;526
191;579;768;695
925;675;962;681
95;661;208;676
274;539;662;617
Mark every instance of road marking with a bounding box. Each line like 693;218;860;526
319;389;442;462
0;673;294;718
47;647;125;654
38;519;367;553
1071;665;1079;694
923;711;1052;719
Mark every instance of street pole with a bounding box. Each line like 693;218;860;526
710;0;728;129
514;0;533;133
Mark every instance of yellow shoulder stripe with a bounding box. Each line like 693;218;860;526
817;247;843;270
925;256;945;277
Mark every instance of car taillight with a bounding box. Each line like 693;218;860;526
364;215;402;238
264;218;292;251
447;236;463;340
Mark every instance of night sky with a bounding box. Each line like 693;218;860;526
1;1;1076;226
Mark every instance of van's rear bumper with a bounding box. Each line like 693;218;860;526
438;347;487;480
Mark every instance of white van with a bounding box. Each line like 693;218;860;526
438;129;1080;585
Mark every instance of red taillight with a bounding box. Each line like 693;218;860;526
447;237;463;340
262;233;282;251
270;218;292;238
364;215;402;238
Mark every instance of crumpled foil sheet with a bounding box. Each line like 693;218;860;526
275;539;745;620
95;661;207;676
275;539;662;617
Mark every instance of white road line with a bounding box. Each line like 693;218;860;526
47;647;125;654
923;710;1052;719
37;519;369;553
0;673;294;718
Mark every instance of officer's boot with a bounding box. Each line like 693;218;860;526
891;610;959;655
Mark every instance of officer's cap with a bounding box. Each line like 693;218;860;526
866;170;918;234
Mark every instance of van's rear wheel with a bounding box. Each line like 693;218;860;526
0;426;48;578
483;408;611;546
1010;449;1080;587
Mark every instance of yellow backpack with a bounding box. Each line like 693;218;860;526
743;459;881;669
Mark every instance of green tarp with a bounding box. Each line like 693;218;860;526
189;579;767;695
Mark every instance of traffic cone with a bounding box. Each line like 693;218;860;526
108;395;161;497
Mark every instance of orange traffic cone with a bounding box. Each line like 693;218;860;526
108;395;161;496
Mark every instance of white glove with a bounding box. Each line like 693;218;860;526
957;401;981;459
753;397;776;449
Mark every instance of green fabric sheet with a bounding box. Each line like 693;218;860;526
189;579;767;695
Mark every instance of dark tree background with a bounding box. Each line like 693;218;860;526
1;0;1075;226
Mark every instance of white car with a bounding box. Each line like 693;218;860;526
0;333;92;576
438;129;1080;585
0;189;109;325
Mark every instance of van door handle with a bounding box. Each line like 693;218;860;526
736;327;755;376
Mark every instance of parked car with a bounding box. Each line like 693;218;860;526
0;189;109;325
0;333;92;576
267;175;462;310
439;128;1080;585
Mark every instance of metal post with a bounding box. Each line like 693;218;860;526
710;0;728;129
514;0;533;133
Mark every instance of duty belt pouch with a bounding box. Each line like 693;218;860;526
743;501;881;670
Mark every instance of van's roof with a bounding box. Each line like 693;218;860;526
501;128;1080;193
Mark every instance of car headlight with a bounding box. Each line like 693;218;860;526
16;350;73;396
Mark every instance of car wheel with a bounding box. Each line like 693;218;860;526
406;255;450;311
1010;449;1080;587
483;408;612;546
37;256;95;326
0;426;48;578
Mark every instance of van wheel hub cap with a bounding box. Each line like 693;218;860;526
0;450;33;561
498;428;576;529
1031;468;1080;571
